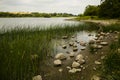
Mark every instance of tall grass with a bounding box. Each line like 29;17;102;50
0;23;99;80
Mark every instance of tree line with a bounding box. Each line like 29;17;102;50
0;12;75;17
83;0;120;19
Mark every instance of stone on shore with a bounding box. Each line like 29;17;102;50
69;68;81;73
32;75;42;80
72;61;80;68
54;59;62;66
55;53;66;60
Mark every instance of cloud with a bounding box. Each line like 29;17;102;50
0;0;100;14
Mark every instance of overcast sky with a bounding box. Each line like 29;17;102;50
0;0;100;15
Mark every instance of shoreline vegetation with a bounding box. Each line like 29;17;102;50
0;22;120;80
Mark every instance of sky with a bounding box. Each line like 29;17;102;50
0;0;100;15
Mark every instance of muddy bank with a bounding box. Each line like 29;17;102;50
38;31;119;80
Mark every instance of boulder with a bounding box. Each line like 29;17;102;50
54;59;62;66
55;53;66;60
32;75;42;80
72;61;80;68
77;59;85;64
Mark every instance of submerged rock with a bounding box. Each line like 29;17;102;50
72;61;80;68
55;53;66;60
54;59;62;66
32;75;42;80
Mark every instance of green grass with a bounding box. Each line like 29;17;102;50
101;34;120;80
75;16;99;20
0;23;99;80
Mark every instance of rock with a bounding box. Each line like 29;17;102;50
73;48;78;52
75;54;85;64
62;45;67;49
69;52;75;57
69;68;81;73
98;36;104;40
77;59;86;64
89;39;95;44
93;67;97;71
62;36;68;39
58;68;63;72
97;45;103;49
101;56;105;60
96;34;100;37
100;32;105;36
95;61;101;65
66;66;71;70
55;53;66;60
69;42;74;46
80;41;86;46
96;40;101;43
73;44;77;47
32;75;42;80
75;54;84;61
54;59;62;66
115;36;118;39
72;61;80;68
81;47;86;50
100;42;108;46
91;75;100;80
88;34;92;36
83;67;86;70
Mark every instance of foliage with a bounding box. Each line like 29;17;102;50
99;0;120;18
84;5;99;16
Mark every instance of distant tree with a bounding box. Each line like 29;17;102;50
84;5;99;16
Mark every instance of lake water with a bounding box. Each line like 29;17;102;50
0;17;83;30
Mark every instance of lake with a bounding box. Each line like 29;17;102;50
0;17;83;30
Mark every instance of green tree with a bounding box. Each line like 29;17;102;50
84;5;99;16
99;0;120;18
